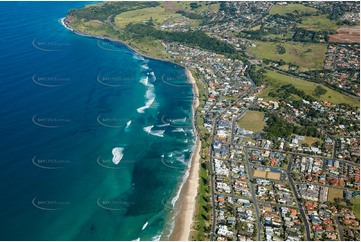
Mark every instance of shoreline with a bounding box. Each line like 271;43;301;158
62;16;201;241
61;17;180;66
168;69;201;241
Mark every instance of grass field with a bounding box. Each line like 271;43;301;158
127;37;170;60
270;3;317;16
164;1;219;14
296;135;322;146
299;14;340;32
351;198;360;219
114;6;182;29
248;40;327;71
327;188;344;202
238;110;266;133
261;70;360;106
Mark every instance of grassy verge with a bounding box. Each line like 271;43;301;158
190;69;212;240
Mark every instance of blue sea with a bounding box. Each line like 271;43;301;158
0;2;195;240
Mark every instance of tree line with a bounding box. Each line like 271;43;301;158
125;23;237;55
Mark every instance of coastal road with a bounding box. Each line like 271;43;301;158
209;118;217;241
286;156;311;240
208;87;255;239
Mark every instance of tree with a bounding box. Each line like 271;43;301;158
276;45;286;54
313;85;327;97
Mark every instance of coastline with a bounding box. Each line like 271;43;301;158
169;69;201;241
61;17;178;65
62;16;201;241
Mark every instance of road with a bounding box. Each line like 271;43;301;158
208;81;256;240
244;148;261;240
286;156;311;240
209;118;217;241
333;215;345;241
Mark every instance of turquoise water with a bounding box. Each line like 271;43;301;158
0;2;194;240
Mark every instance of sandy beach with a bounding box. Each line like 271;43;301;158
169;69;201;241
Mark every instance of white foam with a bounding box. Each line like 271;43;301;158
112;147;124;165
143;125;165;137
126;120;132;128
150;129;165;138
141;221;148;230
157;123;170;127
149;71;156;82
60;18;73;31
133;53;145;61
137;77;156;113
132;238;140;241
175;154;185;163
139;76;152;87
172;128;185;133
170;118;187;123
151;234;161;241
141;64;149;70
143;125;154;134
137;97;155;113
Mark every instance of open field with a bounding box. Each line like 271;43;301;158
297;135;322;146
270;3;317;16
299;14;340;32
329;26;360;43
254;169;267;179
248;40;327;71
114;6;181;29
163;1;219;14
127;38;170;60
267;172;281;180
327;188;344;202
351;198;360;219
238;110;266;133
262;70;360;106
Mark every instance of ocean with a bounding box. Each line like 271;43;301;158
0;2;195;240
